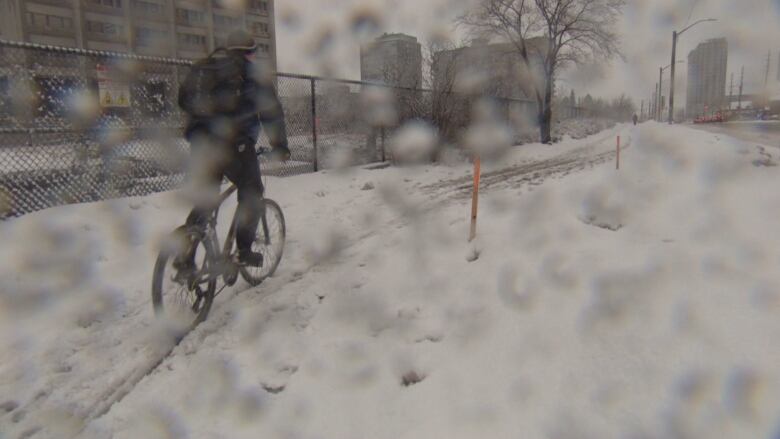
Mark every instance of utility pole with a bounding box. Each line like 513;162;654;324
738;66;744;110
650;92;655;120
765;50;771;87
729;73;734;101
668;31;677;123
729;73;734;114
661;95;665;119
764;50;771;110
658;66;664;121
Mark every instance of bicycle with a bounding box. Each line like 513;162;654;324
151;157;286;329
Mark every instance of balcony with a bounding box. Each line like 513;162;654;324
210;0;229;9
132;0;168;22
27;0;73;7
246;0;269;16
84;30;126;44
132;11;168;23
82;0;125;16
248;26;269;38
175;17;206;28
212;22;240;31
25;24;77;39
133;42;172;57
246;7;268;17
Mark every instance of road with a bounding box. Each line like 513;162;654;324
688;120;780;147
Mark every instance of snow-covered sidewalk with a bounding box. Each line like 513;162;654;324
3;122;780;439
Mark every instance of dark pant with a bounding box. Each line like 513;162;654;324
185;131;264;254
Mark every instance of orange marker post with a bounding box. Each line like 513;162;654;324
469;156;481;242
616;135;621;170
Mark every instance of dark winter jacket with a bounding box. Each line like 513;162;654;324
181;51;288;151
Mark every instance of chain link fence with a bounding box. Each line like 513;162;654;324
1;40;590;218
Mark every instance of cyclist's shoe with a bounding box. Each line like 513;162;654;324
238;249;264;267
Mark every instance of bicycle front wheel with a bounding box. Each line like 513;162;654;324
151;225;216;331
240;198;286;286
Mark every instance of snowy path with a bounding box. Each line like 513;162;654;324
0;125;626;439
81;129;631;439
8;122;780;439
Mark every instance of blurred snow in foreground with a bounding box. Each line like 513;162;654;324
1;122;780;439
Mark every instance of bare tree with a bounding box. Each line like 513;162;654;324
424;39;470;142
458;0;625;143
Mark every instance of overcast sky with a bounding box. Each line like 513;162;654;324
274;0;780;106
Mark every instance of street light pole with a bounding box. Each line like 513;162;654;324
658;61;682;121
668;31;677;123
668;18;717;124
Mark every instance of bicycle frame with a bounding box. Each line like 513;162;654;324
198;183;272;286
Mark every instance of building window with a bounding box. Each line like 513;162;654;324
249;21;268;35
213;35;226;48
176;8;204;25
177;32;206;47
133;0;164;16
89;0;123;9
213;14;240;28
135;26;168;46
26;12;74;31
86;20;124;35
256;42;270;53
247;0;268;14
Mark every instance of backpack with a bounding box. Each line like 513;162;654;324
179;49;245;118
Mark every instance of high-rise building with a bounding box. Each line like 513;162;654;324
360;33;422;89
431;37;547;99
0;0;277;65
686;38;728;117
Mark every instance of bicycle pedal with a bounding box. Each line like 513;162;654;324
224;260;239;286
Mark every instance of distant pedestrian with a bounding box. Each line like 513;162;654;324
632;113;638;125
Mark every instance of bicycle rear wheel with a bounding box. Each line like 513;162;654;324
240;198;286;286
152;226;216;330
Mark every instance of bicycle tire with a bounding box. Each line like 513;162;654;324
151;225;217;330
240;198;286;286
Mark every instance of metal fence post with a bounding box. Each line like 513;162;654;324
310;77;318;172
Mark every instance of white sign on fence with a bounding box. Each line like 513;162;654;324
96;64;130;108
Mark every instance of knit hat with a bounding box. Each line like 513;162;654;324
226;30;258;51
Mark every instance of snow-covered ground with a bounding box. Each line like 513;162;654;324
2;122;780;439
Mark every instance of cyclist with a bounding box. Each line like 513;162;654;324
175;29;290;277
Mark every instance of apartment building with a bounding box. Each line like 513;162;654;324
432;37;547;100
0;0;278;122
686;38;728;117
360;33;422;89
0;0;277;65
